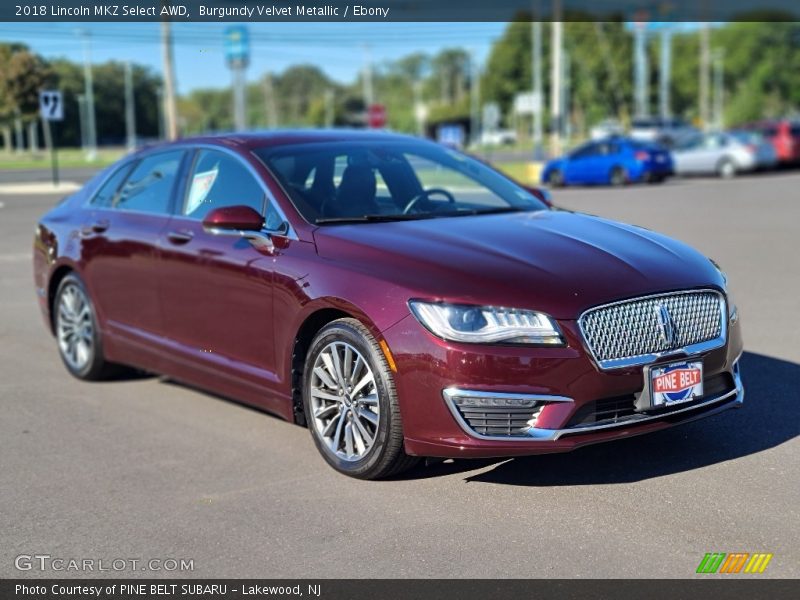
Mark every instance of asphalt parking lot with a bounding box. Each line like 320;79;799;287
0;170;798;578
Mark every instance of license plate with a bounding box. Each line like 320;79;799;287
650;360;704;407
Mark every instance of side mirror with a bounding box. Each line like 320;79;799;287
202;205;275;252
202;205;265;232
523;186;553;208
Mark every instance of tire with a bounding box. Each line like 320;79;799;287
546;169;564;187
53;273;118;381
609;166;627;186
302;318;419;479
717;158;736;179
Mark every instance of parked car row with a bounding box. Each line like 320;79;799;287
542;127;788;187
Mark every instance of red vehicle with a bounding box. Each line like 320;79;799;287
743;119;800;163
33;131;744;479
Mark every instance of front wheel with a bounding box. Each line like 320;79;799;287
302;318;419;479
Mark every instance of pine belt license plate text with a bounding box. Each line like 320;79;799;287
650;360;704;407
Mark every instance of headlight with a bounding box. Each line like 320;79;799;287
408;301;564;345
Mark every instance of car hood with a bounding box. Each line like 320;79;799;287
312;210;724;319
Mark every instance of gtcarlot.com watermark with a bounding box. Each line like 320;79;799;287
15;554;194;572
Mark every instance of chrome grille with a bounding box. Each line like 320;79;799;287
579;290;725;369
453;405;537;437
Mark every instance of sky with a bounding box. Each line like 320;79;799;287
0;22;508;93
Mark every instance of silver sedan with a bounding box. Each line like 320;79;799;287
672;131;778;178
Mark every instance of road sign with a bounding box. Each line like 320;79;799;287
482;103;500;131
436;124;465;148
39;91;64;121
224;26;250;68
367;104;386;128
514;92;542;115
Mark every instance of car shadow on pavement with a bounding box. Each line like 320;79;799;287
402;351;799;485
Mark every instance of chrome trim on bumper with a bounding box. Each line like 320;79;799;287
442;388;573;442
444;360;744;443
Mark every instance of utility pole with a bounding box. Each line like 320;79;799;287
532;17;543;159
78;29;97;160
262;73;279;128
124;62;137;151
324;89;334;128
413;80;426;137
28;120;38;153
469;50;480;145
550;0;563;157
232;65;247;130
699;23;711;130
659;28;672;119
562;49;571;141
712;48;724;131
13;110;23;153
633;21;648;118
77;94;87;151
155;86;165;140
362;44;374;108
160;18;179;140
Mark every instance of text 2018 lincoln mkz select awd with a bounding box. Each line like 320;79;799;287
33;131;743;479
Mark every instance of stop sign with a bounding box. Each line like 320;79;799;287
367;104;386;128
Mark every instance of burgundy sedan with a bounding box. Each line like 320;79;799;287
33;131;743;479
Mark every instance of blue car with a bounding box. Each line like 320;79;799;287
541;137;673;187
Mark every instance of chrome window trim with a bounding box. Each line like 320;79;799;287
442;388;573;442
83;144;297;240
443;359;743;443
577;288;727;371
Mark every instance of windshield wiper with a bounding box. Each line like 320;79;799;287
443;206;530;217
315;214;435;224
314;206;531;225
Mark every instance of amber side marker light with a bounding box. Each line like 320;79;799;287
379;339;397;372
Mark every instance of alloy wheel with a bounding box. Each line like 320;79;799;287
719;160;736;178
56;282;95;371
309;341;380;462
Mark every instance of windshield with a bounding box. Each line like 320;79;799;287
253;140;547;224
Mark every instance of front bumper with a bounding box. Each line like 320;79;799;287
384;312;744;459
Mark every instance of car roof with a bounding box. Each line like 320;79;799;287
133;129;424;156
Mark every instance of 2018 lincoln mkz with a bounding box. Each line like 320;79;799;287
33;131;744;479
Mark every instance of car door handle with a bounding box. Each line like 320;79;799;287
81;220;109;236
166;230;194;245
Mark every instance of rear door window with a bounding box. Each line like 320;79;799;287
571;143;598;159
116;151;185;215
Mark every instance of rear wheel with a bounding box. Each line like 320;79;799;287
718;158;736;179
54;273;117;380
303;318;419;479
609;166;627;186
